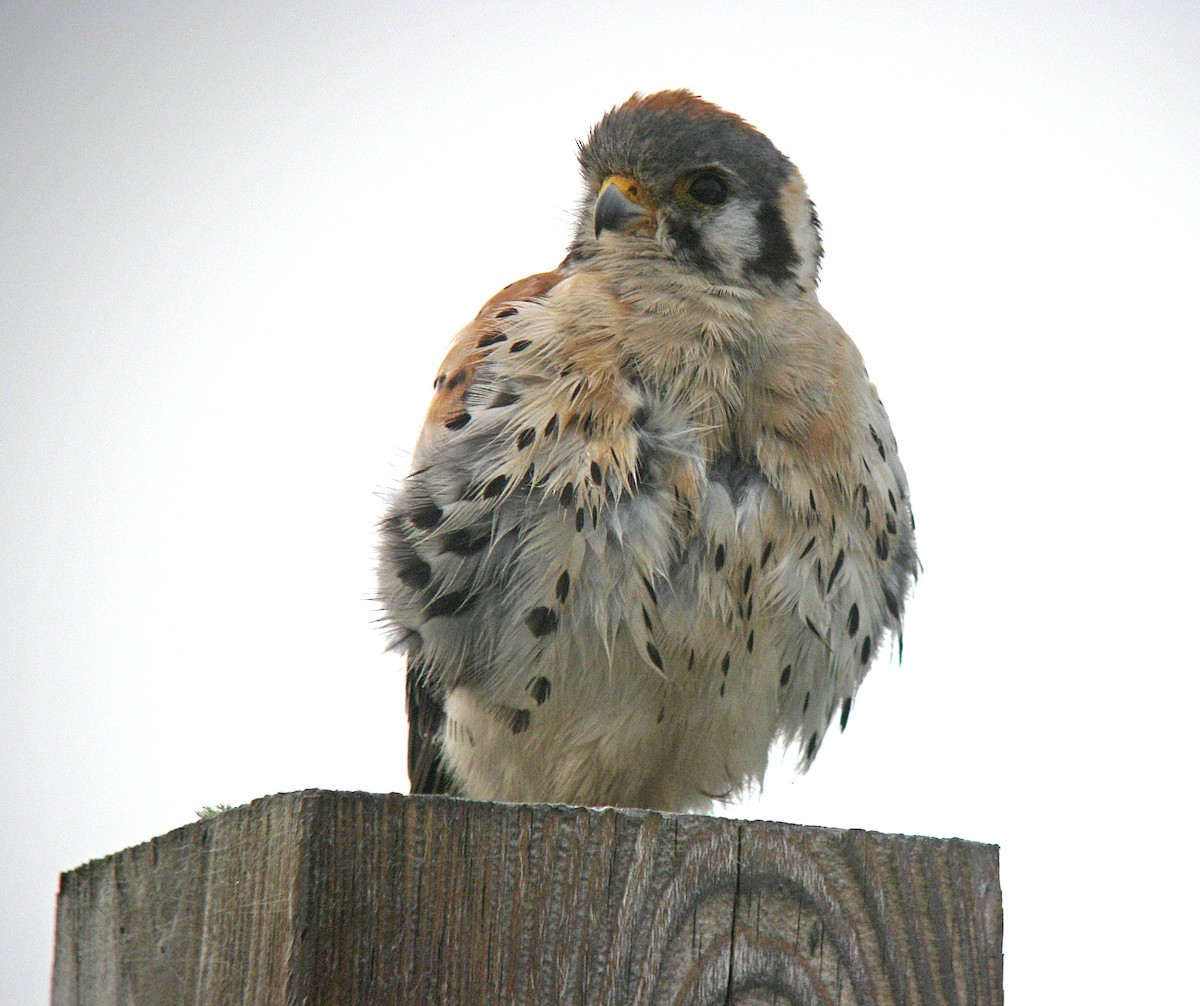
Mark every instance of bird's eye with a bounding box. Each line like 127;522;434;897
686;173;728;207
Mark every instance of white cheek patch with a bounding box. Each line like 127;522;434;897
778;174;822;290
704;203;763;274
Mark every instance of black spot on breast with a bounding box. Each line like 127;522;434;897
555;570;570;603
632;405;650;428
742;564;753;595
827;549;845;592
805;732;819;761
869;424;886;460
714;543;726;571
761;541;774;565
590;461;603;485
509;339;531;353
641;575;658;606
545;415;560;436
481;475;509;499
517;427;536;450
575;507;585;532
445;412;471;431
885;512;897;535
840;697;852;731
441;528;489;556
529;677;551;705
846;603;860;636
491;390;520;408
397;558;431;590
408;502;443;530
747;201;799;283
642;605;653;631
645;642;664;671
799;537;816;559
780;664;792;687
746;630;755;653
526;606;559;637
721;652;730;675
656;706;665;724
510;709;531;734
559;483;575;508
883;587;900;620
876;532;889;561
425;590;476;618
860;635;872;664
477;331;507;348
802;690;811;713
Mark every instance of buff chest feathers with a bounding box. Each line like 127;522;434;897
378;90;918;812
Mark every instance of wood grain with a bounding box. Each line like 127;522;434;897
52;790;1002;1005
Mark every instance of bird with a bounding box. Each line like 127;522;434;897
377;90;917;812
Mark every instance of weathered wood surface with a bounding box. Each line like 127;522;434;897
52;789;1002;1005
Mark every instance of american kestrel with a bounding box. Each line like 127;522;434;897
378;91;917;812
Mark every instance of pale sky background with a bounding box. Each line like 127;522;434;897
3;2;1198;1002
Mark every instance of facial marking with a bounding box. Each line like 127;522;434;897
747;200;799;283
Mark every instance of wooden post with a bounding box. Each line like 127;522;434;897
52;789;1002;1005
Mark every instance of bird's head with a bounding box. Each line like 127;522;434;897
567;91;822;296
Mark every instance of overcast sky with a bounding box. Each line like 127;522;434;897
3;2;1198;1002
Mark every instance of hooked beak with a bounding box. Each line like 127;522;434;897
594;175;654;238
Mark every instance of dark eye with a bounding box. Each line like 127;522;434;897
687;173;728;207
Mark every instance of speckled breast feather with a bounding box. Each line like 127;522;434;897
378;91;918;812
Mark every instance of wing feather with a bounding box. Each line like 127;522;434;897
380;270;569;794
